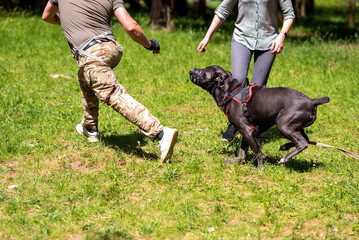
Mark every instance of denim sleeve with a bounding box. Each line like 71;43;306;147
280;0;295;20
214;0;238;21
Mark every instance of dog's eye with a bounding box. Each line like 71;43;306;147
214;73;222;80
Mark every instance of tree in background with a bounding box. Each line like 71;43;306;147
0;0;356;29
0;0;11;11
150;0;188;30
291;0;314;21
199;0;206;19
348;0;356;28
150;0;174;30
0;0;47;12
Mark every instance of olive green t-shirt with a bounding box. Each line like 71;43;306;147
49;0;124;50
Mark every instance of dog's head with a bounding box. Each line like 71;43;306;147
189;65;231;94
190;66;243;110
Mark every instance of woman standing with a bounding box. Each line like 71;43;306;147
197;0;295;142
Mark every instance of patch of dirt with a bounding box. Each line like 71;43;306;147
66;233;86;240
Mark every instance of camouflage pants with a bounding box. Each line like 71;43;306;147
76;40;163;141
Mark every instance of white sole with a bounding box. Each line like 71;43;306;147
161;130;178;163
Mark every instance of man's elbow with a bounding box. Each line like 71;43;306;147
42;14;59;24
123;24;138;34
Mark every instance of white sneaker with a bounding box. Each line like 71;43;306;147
76;124;100;142
158;127;178;163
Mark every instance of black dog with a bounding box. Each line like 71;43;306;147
190;65;330;167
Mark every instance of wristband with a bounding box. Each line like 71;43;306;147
144;39;160;51
280;31;288;38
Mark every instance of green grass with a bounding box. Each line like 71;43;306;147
1;3;359;239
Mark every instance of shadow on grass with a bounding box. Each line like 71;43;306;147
218;126;315;154
239;154;325;172
217;129;325;172
101;131;158;160
284;159;325;172
263;155;325;172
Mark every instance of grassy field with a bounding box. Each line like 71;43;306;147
1;2;359;239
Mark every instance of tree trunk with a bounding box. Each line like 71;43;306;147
165;0;175;30
150;0;175;30
348;0;356;28
0;0;12;11
19;0;36;10
151;0;163;27
300;0;307;18
199;0;206;19
291;0;314;21
174;0;188;17
127;0;141;11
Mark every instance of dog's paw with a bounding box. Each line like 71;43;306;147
224;158;243;164
279;157;287;164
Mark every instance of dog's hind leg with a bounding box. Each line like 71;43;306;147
279;142;294;151
278;130;308;164
279;129;309;151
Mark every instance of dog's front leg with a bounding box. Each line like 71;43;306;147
240;126;265;168
225;138;248;164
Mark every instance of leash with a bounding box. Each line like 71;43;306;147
308;141;359;160
259;135;359;160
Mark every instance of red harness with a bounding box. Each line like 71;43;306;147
224;84;258;130
224;84;258;118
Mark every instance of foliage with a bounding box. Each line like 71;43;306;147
0;3;359;240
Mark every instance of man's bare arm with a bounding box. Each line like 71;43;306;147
42;1;60;25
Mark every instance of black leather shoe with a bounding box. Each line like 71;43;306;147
222;123;238;142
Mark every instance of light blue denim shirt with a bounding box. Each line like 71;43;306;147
215;0;295;50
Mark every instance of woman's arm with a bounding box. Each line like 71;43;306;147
197;15;223;52
270;18;294;54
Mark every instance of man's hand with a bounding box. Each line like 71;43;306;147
145;39;160;54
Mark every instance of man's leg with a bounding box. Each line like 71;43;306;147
87;64;177;161
78;41;177;161
85;63;163;140
76;68;101;142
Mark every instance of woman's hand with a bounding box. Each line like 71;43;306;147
270;32;286;54
197;37;210;52
197;15;223;53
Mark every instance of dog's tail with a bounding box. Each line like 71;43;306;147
312;96;330;106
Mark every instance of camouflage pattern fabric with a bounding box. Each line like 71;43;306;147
76;40;163;141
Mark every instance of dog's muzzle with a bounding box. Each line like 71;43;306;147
189;68;203;84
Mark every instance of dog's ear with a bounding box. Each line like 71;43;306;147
217;75;232;93
218;76;244;93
